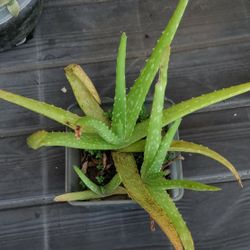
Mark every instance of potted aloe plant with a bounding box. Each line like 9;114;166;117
65;97;185;204
0;0;249;249
0;0;43;51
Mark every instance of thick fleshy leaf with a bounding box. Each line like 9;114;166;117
143;119;181;179
27;131;121;150
0;89;81;130
112;33;127;138
119;139;146;152
76;117;123;145
170;140;243;187
120;139;242;187
64;64;108;124
130;82;250;143
125;0;188;138
65;64;101;103
54;186;127;202
146;178;221;192
102;174;122;195
112;152;188;250
141;47;170;178
74;166;102;195
148;187;194;250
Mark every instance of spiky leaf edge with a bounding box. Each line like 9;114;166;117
120;139;242;186
125;0;189;137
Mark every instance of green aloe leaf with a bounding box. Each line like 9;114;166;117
54;186;127;202
146;178;221;192
148;187;194;250
76;117;123;145
102;174;122;195
0;89;81;130
141;47;170;179
170;140;243;187
74;166;102;195
120;139;242;187
130;81;250;143
112;32;127;138
119;139;146;152
65;64;108;124
125;0;188;137
27;130;121;150
112;151;190;250
143;119;181;179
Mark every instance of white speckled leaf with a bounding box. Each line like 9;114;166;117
148;187;194;250
112;152;185;250
141;47;170;179
130;81;250;144
145;119;181;177
76;117;123;145
112;33;127;138
125;0;188;137
120;139;242;187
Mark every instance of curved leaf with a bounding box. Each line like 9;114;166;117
76;117;123;145
74;166;102;195
120;139;242;187
170;140;243;187
65;64;108;124
65;64;101;104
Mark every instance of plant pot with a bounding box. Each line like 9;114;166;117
66;98;184;206
0;0;43;52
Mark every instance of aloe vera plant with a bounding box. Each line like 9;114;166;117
1;0;250;249
0;0;20;17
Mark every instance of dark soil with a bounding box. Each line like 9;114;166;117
77;104;181;190
80;150;116;186
78;149;180;189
